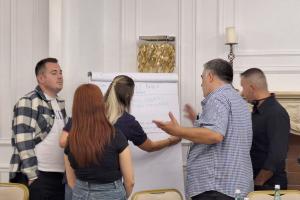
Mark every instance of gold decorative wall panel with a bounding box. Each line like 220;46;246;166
138;36;175;73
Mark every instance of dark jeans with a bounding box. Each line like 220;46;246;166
254;175;288;191
10;171;65;200
191;191;234;200
253;169;287;190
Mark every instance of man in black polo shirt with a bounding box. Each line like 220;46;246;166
240;68;290;190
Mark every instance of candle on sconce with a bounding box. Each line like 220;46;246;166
225;26;237;44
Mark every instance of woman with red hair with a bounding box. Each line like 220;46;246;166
64;84;134;200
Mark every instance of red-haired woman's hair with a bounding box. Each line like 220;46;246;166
68;84;114;167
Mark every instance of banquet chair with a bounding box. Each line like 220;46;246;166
0;182;29;200
131;188;183;200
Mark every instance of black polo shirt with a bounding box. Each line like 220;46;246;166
251;94;290;188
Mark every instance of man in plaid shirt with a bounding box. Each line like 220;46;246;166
9;58;68;200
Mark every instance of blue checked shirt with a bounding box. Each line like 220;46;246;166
186;84;253;198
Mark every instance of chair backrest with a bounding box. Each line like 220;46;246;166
247;190;300;200
131;189;183;200
0;183;29;200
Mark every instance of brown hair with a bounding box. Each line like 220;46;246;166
68;84;114;167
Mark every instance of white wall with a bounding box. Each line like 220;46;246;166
54;0;300;126
0;0;49;181
1;0;300;182
230;0;300;91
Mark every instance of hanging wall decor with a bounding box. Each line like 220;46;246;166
138;36;175;73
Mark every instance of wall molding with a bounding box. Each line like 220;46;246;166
0;164;9;172
120;0;125;71
193;0;198;107
49;0;62;60
120;0;138;72
219;0;300;57
1;139;13;175
10;0;17;104
135;0;141;41
0;138;10;145
234;65;300;74
218;0;236;35
236;50;300;57
195;0;203;109
177;0;182;119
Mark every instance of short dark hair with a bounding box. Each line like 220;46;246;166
204;58;233;83
240;68;265;78
240;68;268;90
35;57;58;76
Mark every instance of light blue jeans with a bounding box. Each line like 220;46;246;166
72;179;126;200
65;184;73;200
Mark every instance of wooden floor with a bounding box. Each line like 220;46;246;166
286;133;300;190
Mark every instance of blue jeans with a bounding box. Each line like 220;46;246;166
65;184;73;200
72;179;126;200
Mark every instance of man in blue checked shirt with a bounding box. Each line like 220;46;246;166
9;58;68;200
153;58;253;200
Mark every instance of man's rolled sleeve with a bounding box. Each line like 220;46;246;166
263;111;290;172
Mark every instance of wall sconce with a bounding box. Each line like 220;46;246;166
225;27;238;66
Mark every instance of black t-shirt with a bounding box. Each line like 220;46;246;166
64;113;147;146
251;95;290;186
63;118;72;132
64;129;128;183
115;112;147;146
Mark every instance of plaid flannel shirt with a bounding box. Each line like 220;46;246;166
9;86;68;180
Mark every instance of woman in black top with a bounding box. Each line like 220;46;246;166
64;84;134;200
104;75;181;152
60;76;181;152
